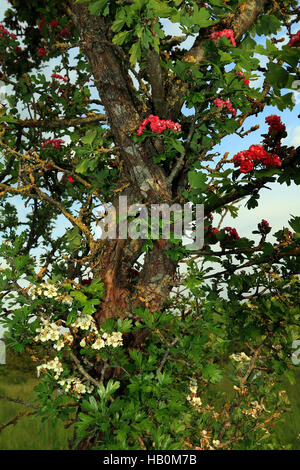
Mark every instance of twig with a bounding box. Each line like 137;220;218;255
0;394;40;410
16;113;107;130
138;435;147;450
0;410;38;434
158;337;179;373
69;351;101;388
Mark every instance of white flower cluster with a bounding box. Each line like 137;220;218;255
34;319;73;351
70;315;123;349
91;331;123;350
54;332;73;351
71;314;98;332
211;439;221;449
31;282;73;306
58;377;94;397
229;352;251;363
37;356;63;379
199;430;222;450
244;400;267;419
186;382;202;409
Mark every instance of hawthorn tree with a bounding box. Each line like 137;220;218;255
0;0;300;450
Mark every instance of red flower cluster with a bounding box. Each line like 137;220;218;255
62;174;74;183
265;115;286;137
223;226;240;241
233;144;282;173
137;115;181;135
258;219;270;234
38;18;45;30
48;21;59;28
41;138;65;149
204;214;220;238
38;18;59;30
59;28;72;38
211;227;220;236
214;98;237;117
210;29;236;46
263;115;286;152
204;226;220;237
38;47;46;57
261;219;269;227
289;30;300;47
51;73;69;82
0;24;17;41
235;71;249;85
38;17;72;39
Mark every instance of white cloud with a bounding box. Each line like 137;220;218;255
283;126;300;147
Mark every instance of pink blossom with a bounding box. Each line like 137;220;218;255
137;115;181;135
289;30;300;47
210;29;236;47
41;138;65;149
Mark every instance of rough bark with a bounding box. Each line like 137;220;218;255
67;3;178;325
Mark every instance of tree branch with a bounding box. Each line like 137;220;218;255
17;113;107;130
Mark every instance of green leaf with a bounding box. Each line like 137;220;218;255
66;311;77;326
111;12;127;33
256;15;281;36
202;363;222;383
262;242;274;256
117;318;133;333
0;115;18;123
81;128;97;146
129;349;143;367
65;227;82;251
129;41;141;66
170;138;185;154
289;216;300;236
266;63;289;91
70;291;88;305
149;0;175;17
76;158;97;174
83;279;105;297
188;171;208;190
112;30;132;46
192;7;214;28
88;0;107;15
82;299;101;315
105;379;120;397
89;396;99;411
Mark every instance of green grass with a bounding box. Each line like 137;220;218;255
1;351;300;449
0;351;73;450
272;371;300;449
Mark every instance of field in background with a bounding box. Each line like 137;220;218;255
0;350;73;450
0;350;300;450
